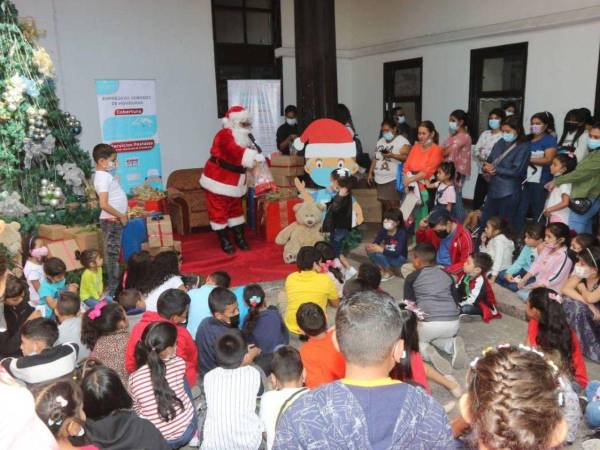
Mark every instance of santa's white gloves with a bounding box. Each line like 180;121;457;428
254;153;266;163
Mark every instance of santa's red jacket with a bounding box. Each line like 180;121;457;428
200;128;257;198
416;223;473;276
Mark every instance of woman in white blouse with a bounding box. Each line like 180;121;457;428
472;108;505;210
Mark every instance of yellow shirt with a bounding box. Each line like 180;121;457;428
284;270;338;334
80;268;103;301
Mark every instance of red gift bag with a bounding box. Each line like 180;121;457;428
258;197;302;242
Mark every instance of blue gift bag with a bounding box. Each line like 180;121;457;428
121;217;148;263
396;163;404;192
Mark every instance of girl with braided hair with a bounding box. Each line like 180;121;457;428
455;345;569;449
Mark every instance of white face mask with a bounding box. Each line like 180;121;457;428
574;264;591;278
286;117;297;126
383;220;395;231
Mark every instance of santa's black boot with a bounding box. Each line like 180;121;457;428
232;225;250;251
216;229;235;254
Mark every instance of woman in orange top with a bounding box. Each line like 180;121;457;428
403;120;444;190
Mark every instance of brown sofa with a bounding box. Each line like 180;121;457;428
166;168;209;235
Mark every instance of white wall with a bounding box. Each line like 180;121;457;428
13;0;220;182
278;0;600;198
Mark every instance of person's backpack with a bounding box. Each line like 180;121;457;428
354;135;371;170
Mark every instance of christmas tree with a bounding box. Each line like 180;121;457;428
0;0;97;232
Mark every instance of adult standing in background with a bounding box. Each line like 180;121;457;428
514;111;557;235
442;109;472;223
558;108;590;162
503;101;518;117
368;119;411;211
391;106;416;144
472;108;505;210
276;105;300;155
335;103;370;171
480;115;530;231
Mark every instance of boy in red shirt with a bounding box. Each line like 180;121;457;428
297;302;345;388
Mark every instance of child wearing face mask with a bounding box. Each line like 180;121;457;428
92;143;128;299
516;222;573;301
366;208;408;281
130;322;197;447
23;235;48;306
426;161;457;216
543;152;577;225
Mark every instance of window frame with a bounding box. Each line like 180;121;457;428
595;44;600;121
468;42;528;136
211;0;282;116
383;57;423;127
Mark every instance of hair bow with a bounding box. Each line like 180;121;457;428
322;259;342;271
548;291;563;304
249;295;262;308
336;167;349;177
55;395;68;407
565;151;575;158
88;300;107;320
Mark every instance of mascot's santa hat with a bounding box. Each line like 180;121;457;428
293;118;356;158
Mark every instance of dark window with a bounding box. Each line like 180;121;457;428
383;58;423;128
469;42;528;136
212;0;281;116
595;44;600;121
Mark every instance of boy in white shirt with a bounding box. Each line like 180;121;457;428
260;346;307;450
92;144;128;297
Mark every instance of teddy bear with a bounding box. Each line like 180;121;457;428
275;179;325;264
0;220;22;271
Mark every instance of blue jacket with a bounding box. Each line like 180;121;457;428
486;139;530;199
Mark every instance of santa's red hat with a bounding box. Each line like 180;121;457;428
293;118;356;158
223;105;252;126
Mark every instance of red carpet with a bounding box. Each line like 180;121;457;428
179;230;295;286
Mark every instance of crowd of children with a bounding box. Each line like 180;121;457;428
3;139;600;449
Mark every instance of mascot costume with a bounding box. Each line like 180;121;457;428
200;105;265;254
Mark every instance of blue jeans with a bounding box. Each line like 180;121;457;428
453;174;466;223
495;269;527;292
515;182;548;236
367;252;407;270
586;380;600;428
167;380;198;448
569;198;600;234
330;229;349;257
83;296;114;309
480;192;521;235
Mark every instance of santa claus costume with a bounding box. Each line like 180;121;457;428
200;105;263;253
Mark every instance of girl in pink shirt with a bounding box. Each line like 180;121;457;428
516;222;573;300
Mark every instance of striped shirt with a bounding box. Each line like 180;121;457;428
202;366;263;450
129;356;194;441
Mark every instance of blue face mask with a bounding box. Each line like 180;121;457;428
588;138;600;150
396;116;406;124
309;167;336;188
488;119;501;129
382;131;394;142
502;132;517;143
448;121;458;132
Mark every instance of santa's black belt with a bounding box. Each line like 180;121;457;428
209;156;246;174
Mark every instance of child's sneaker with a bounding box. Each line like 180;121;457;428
188;432;200;447
381;273;395;282
452;336;466;369
345;266;358;281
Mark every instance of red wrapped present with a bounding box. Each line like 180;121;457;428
257;197;302;242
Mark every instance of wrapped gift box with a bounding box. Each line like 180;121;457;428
64;226;102;253
146;216;174;248
257;196;303;242
47;239;83;271
353;188;382;223
271;173;297;188
277;186;299;198
141;240;182;257
38;224;67;241
270;155;305;176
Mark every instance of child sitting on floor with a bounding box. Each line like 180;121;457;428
479;216;514;283
314;241;356;296
38;257;79;318
516;222;573;301
117;288;145;331
77;249;104;307
129;322;196;447
260;346;307;450
543;152;577;225
365;208;408;282
1;317;78;385
22;235;47;306
81;301;130;385
570;233;599;259
357;262;382;291
403;243;464;374
55;291;90;362
0;275;36;358
454;345;569;448
242;284;289;361
186;270;231;338
497;223;545;292
202;330;264;450
457;252;501;322
296;302;345;388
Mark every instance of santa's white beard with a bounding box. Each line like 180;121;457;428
231;127;253;148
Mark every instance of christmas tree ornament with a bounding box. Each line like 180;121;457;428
64;111;82;135
41;178;49;186
32;47;54;78
23;134;55;168
56;163;86;196
0;191;31;218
